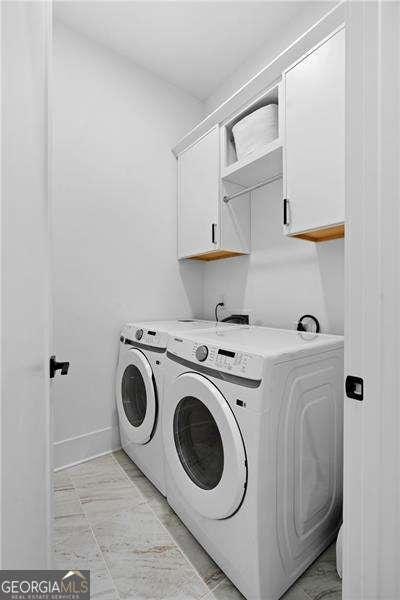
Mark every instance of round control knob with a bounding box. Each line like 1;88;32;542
196;345;208;362
135;328;144;341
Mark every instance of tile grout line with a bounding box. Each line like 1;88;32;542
109;452;215;598
202;576;224;599
52;518;91;550
66;469;122;600
300;585;315;600
52;477;94;550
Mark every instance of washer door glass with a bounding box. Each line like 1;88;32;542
116;348;157;445
164;372;247;519
121;364;147;428
174;396;224;490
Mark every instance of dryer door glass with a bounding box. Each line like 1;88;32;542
121;364;147;427
173;396;224;490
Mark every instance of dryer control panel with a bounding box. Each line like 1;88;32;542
168;337;264;381
121;323;168;350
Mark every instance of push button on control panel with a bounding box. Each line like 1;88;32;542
234;353;243;366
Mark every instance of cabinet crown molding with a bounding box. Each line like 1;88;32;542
172;1;345;157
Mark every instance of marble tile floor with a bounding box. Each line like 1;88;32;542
53;451;342;600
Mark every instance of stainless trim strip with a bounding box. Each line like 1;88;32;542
124;338;166;354
166;351;261;389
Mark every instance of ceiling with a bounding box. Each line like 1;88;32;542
54;1;326;101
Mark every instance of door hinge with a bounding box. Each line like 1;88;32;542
50;355;70;379
345;375;363;401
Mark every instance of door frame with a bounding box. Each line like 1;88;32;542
344;2;400;598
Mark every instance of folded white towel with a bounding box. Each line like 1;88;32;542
232;104;278;161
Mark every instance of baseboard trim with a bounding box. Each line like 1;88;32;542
54;426;121;471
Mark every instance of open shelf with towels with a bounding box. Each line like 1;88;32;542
221;83;283;188
221;137;282;188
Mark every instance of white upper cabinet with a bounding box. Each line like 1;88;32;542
177;126;250;261
174;15;346;258
283;27;345;241
178;127;219;259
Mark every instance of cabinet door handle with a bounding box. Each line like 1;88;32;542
283;199;289;225
211;223;217;244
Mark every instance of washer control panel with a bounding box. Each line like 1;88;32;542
188;341;262;380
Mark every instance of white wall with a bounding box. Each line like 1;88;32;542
203;181;344;334
53;23;204;468
205;1;337;113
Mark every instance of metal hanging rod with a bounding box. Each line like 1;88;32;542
223;172;283;203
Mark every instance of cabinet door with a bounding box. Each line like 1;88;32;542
284;28;345;236
178;126;219;258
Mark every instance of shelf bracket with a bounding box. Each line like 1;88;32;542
223;173;283;202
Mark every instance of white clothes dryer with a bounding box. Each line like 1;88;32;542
163;326;344;599
115;319;240;496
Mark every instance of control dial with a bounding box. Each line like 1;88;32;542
135;328;144;341
196;345;209;362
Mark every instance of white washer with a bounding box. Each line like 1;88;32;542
163;326;344;599
115;319;240;496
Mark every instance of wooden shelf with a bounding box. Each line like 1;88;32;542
221;138;282;188
186;250;247;261
291;223;345;242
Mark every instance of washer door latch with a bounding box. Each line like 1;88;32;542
345;375;363;401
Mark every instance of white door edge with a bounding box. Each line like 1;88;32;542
344;3;400;598
1;1;53;568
